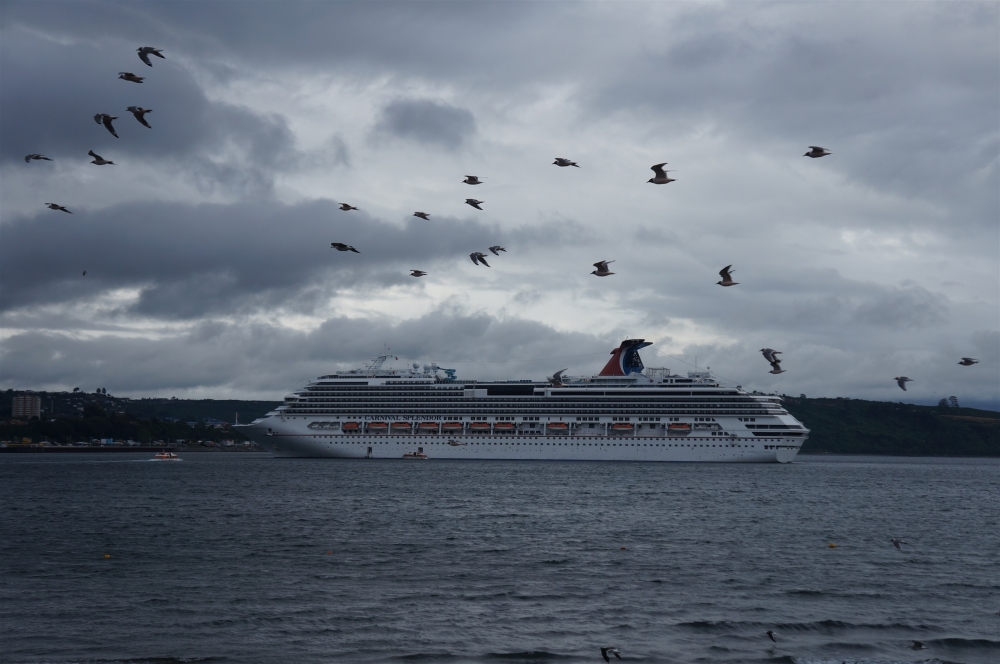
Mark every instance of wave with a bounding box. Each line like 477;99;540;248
482;651;574;661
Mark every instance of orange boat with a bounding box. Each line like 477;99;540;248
152;451;180;460
442;422;463;430
667;423;691;434
367;422;388;433
546;422;569;430
402;451;428;459
611;423;634;431
342;422;360;433
390;421;412;430
417;422;439;429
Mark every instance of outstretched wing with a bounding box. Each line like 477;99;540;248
650;162;667;177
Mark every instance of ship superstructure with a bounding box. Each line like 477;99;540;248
238;340;808;462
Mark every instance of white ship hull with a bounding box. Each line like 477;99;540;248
238;426;802;463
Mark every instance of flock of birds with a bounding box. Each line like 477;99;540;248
24;47;981;390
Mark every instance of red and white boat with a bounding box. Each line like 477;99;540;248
152;451;180;461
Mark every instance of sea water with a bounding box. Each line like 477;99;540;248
1;454;997;664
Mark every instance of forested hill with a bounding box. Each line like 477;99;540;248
4;390;998;457
783;397;999;457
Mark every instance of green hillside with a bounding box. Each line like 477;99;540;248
783;397;1000;457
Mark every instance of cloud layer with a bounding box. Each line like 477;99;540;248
1;1;997;409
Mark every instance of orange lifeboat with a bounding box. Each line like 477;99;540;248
390;421;412;431
402;451;428;459
546;422;569;430
417;422;439;429
611;423;634;431
367;422;388;433
342;422;360;432
442;422;463;430
667;423;691;434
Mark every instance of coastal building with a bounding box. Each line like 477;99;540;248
12;394;41;419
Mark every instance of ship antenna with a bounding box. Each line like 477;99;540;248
366;344;391;372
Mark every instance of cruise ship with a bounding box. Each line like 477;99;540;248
238;340;808;462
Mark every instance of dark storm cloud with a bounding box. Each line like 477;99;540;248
0;198;580;319
0;26;303;193
0;308;612;394
372;99;475;150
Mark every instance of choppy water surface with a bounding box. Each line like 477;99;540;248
1;454;998;664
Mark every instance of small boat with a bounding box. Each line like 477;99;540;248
667;423;691;434
546;422;569;429
342;422;360;432
442;422;463;430
611;423;634;431
493;422;516;430
417;422;439;429
390;421;412;430
152;451;180;461
402;451;428;459
367;422;388;433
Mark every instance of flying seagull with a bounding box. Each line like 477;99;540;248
413;211;430;220
760;348;782;364
911;641;926;650
82;270;87;276
136;46;165;67
88;150;114;165
489;245;506;255
553;157;579;167
45;203;72;213
94;114;119;138
127;106;152;128
409;270;427;277
447;439;467;446
804;146;832;158
890;538;908;551
591;260;615;277
600;648;621;663
894;377;913;391
463;175;484;185
470;252;490;267
465;199;484;210
118;72;145;83
717;265;738;286
648;162;676;184
765;631;778;643
330;242;359;253
958;357;979;366
547;369;568;387
768;360;786;375
338;203;358;211
24;154;52;163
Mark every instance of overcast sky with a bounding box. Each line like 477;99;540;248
1;1;997;409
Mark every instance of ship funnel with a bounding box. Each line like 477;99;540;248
599;339;653;376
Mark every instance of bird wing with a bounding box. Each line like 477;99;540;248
138;50;152;66
136;114;151;128
102;116;118;136
651;162;667;177
94;113;104;124
479;256;490;267
600;649;610;663
350;247;359;253
808;146;825;150
88;150;99;158
719;265;732;279
24;154;33;162
469;253;479;265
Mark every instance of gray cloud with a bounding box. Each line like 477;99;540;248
0;1;995;410
372;99;475;150
0;26;300;195
0;308;612;397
